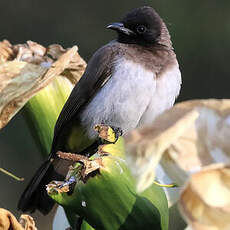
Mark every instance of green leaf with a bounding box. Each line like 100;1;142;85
49;147;168;230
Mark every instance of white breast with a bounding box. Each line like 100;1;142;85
80;58;181;139
138;61;181;126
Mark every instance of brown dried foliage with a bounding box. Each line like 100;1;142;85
0;40;86;129
125;99;230;229
0;208;37;230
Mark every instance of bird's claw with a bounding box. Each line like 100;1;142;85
59;176;76;188
94;124;122;143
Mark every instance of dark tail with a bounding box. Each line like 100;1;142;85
18;142;96;214
18;159;60;215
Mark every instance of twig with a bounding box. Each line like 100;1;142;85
57;151;88;162
0;168;24;181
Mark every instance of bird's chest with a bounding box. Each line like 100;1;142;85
138;62;181;126
80;59;180;138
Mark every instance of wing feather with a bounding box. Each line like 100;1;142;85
50;43;116;155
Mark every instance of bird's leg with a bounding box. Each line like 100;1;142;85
51;124;123;192
49;125;124;230
69;125;123;158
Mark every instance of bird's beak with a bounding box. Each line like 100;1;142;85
107;22;136;36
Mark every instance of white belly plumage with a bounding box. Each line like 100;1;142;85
80;58;181;139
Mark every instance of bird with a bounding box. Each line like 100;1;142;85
18;6;181;215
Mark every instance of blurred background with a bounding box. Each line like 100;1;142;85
0;0;229;229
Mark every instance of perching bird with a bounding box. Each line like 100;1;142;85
18;6;181;214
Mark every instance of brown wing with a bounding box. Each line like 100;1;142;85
50;43;116;155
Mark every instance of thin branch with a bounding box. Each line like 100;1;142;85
0;168;24;181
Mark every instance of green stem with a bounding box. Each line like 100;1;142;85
22;76;73;157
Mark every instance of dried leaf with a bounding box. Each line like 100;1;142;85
125;102;199;192
0;40;14;63
0;208;23;230
179;164;230;230
57;151;88;162
47;152;102;195
45;46;80;82
61;48;86;84
0;40;86;129
13;41;47;64
160;99;230;185
0;61;47;128
15;45;33;62
0;208;37;230
57;151;102;178
11;41;86;81
125;99;230;192
19;215;37;230
27;40;46;56
125;99;230;228
47;44;66;60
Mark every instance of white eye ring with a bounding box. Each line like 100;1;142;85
136;25;147;34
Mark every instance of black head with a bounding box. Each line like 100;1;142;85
107;6;163;47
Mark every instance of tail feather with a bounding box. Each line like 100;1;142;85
18;159;58;214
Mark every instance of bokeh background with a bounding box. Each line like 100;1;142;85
0;0;229;229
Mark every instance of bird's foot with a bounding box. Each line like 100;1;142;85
59;176;76;189
56;151;102;182
94;124;122;144
47;175;77;196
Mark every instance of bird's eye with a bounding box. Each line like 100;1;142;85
136;25;147;34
